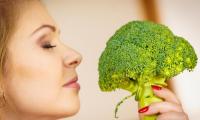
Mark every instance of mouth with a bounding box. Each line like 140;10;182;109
62;76;80;90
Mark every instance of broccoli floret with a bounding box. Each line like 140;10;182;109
98;21;198;120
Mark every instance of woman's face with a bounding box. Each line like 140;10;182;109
2;1;82;119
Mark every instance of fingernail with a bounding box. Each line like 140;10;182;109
152;85;162;90
138;106;149;113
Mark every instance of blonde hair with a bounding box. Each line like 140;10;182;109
0;2;42;119
0;0;21;110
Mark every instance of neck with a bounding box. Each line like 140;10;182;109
0;106;57;120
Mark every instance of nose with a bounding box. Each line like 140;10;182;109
63;48;82;68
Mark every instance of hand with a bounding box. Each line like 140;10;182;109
138;85;189;120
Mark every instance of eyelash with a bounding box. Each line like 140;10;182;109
42;43;57;49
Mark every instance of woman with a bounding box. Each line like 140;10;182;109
0;0;188;120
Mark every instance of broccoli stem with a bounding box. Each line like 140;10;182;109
114;93;134;118
138;83;163;120
114;77;167;119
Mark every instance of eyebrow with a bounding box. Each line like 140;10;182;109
31;24;57;36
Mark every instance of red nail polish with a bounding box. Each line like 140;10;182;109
152;85;162;90
138;106;149;113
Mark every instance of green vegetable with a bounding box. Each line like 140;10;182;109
98;21;198;120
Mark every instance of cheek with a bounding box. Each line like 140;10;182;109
4;51;63;114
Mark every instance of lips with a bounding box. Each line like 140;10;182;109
62;76;80;90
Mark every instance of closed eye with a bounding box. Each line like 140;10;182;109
42;43;57;49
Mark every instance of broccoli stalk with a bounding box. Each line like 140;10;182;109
98;21;197;120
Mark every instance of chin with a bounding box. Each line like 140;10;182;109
55;96;81;118
48;88;81;119
65;100;80;117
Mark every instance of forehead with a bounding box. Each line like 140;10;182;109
13;0;57;39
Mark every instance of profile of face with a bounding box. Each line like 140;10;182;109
2;1;82;119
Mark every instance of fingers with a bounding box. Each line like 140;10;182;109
152;85;181;105
157;112;189;120
138;86;188;120
140;101;183;116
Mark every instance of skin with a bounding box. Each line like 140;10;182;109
1;1;82;120
139;87;189;120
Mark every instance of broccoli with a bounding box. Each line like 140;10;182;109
98;21;198;120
